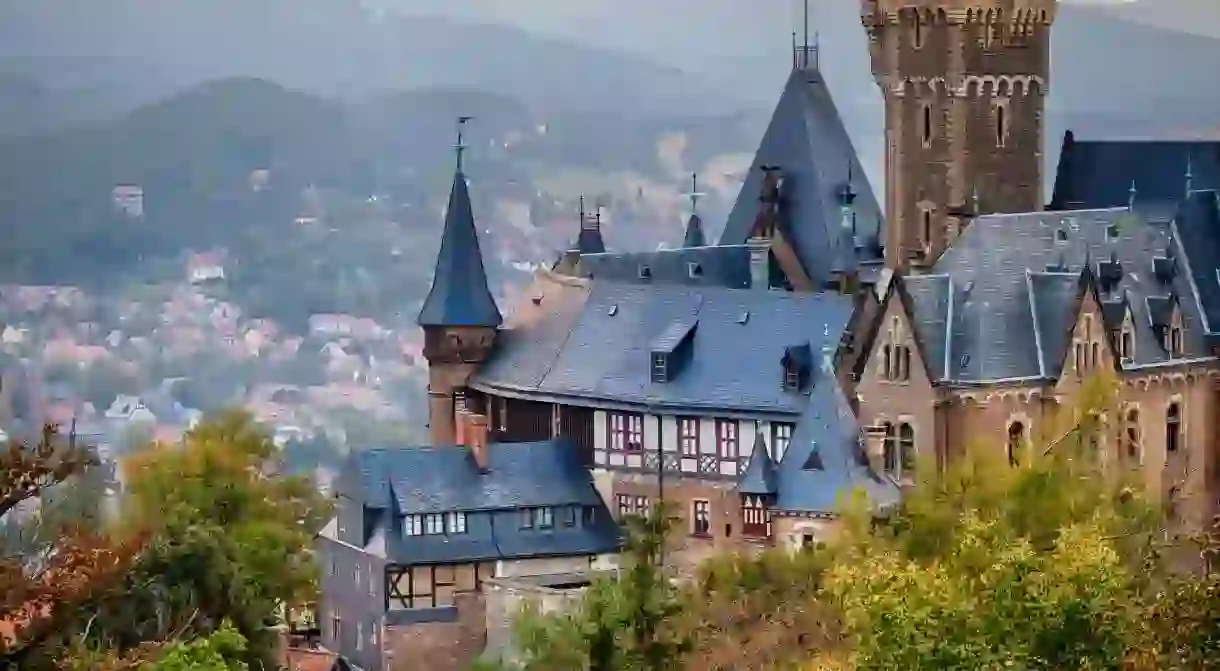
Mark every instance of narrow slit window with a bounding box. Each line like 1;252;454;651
921;104;933;147
995;104;1007;148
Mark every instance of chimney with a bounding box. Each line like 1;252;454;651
468;413;490;473
864;425;887;475
747;237;771;290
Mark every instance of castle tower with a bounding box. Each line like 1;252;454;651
862;0;1056;270
418;119;502;445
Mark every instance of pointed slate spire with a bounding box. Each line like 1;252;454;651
417;118;502;328
576;196;606;254
682;173;707;248
738;431;778;495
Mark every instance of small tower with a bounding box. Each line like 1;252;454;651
418;117;502;445
862;0;1058;270
682;173;707;248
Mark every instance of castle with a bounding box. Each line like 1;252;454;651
317;2;1220;669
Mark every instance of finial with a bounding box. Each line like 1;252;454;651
1128;179;1138;211
579;194;586;220
683;173;706;216
454;115;473;172
1186;155;1195;198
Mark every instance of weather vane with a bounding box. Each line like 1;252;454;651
455;116;473;171
683;173;706;215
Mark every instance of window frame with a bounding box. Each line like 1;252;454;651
771;422;795;462
1166;403;1182;454
1007;421;1026;467
608;412;645;453
715;419;739;462
741;495;771;538
691;499;711;537
678;417;700;456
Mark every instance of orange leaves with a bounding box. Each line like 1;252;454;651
0;424;95;520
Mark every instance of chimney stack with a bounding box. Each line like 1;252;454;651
747;237;771;290
864;425;888;475
468;413;491;473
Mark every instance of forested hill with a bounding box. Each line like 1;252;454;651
0;77;761;288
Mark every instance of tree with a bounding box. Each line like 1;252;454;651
499;502;689;671
0;425;144;669
76;411;332;670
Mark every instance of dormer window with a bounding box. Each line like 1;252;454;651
651;352;669;383
638;265;652;280
1153;255;1176;283
782;343;813;392
687;262;703;279
1055;228;1068;243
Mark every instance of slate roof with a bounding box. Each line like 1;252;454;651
578;245;752;289
718;64;883;285
1050;131;1220;211
472;275;856;415
342;439;604;513
337;439;621;564
738;432;777;496
417;170;503;328
907;207;1212;384
1169;190;1220;340
682;214;707;248
774;357;899;514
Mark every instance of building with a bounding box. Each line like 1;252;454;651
862;0;1053;270
111;184;145;218
187;251;226;284
316;413;620;671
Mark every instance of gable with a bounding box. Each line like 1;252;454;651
855;276;938;386
1053;280;1117;383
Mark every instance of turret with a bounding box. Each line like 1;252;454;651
418;117;502;445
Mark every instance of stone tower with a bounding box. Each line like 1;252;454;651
862;0;1057;270
418;124;502;445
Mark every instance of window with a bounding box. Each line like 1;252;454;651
881;344;892;380
1007;422;1025;467
446;512;467;534
921;104;932;147
563;506;576;527
899;423;916;477
783;362;801;391
651;353;668;383
520;508;534;529
692;500;711;536
354;565;362;591
424;513;444;535
582;506;597;526
608;412;644;452
330;614;340;643
356;622;364;651
616;494;632;519
404;515;423;537
995;103;1008;148
913;13;924;49
1166;403;1181;455
921;209;933;247
715;419;739;461
536;507;553;529
368;564;375;596
771;422;795;462
881;422;898;476
1120;326;1134;360
328;556;335;576
1124;408;1141;463
634;496;650;518
678;417;700;456
1169;325;1184;357
742;496;771;538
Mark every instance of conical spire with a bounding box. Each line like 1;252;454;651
739;431;778;495
576;195;606;254
682;173;707;248
417;118;502;328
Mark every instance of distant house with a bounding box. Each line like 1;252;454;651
317;414;620;671
186;251;226;284
104;395;156;424
111;185;144;218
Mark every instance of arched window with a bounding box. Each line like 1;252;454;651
1007;421;1025;467
1166;403;1181;454
921;104;933;147
1091;341;1100;369
881;344;892;380
995;104;1007;148
900;345;912;382
882;422;898;476
913;13;925;49
899;423;916;477
1124;408;1140;463
922;209;933;247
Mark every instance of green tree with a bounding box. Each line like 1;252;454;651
79;411;332;669
140;621;249;671
498;502;689;671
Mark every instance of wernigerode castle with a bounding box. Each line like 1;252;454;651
315;1;1220;669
